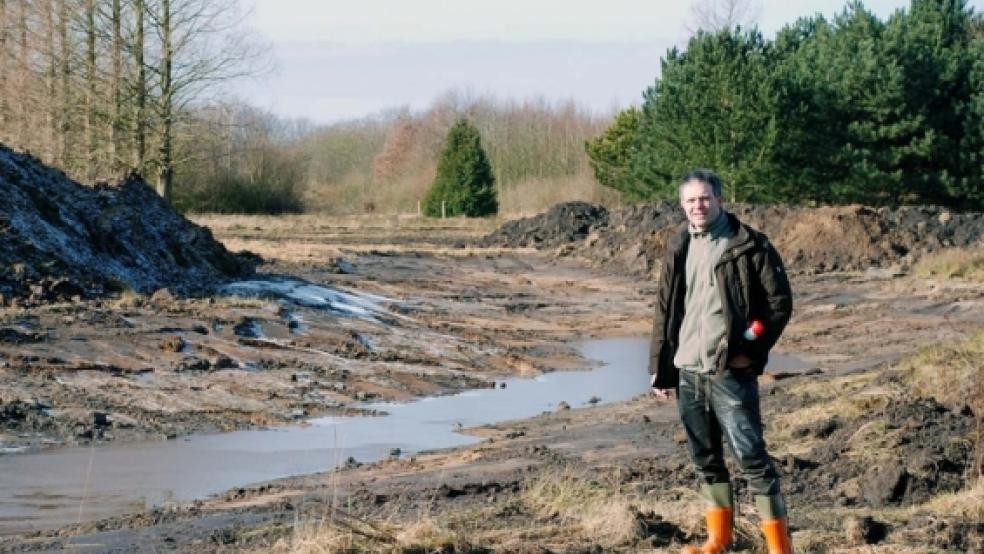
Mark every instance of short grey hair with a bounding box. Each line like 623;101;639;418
679;169;723;198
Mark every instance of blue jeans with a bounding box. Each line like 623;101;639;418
677;368;781;496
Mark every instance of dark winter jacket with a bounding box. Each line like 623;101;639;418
649;212;793;389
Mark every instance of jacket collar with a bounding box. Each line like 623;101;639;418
669;211;754;259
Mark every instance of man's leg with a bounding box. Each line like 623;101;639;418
678;371;733;554
710;369;791;554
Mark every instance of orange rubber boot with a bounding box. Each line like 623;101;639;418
761;517;792;554
681;506;733;554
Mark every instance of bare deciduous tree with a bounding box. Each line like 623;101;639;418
687;0;762;33
0;0;265;203
148;0;266;201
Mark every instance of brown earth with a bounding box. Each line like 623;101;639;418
0;212;981;553
481;201;984;277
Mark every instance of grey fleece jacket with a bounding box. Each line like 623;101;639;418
673;212;734;373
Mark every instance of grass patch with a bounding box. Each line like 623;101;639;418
893;329;984;408
921;478;984;520
192;213;521;264
768;371;886;454
521;467;644;546
269;517;380;552
913;247;984;281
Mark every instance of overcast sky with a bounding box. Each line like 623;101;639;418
237;0;982;125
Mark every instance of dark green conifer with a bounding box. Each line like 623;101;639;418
423;119;497;217
585;107;643;201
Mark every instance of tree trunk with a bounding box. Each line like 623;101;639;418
58;0;70;167
84;0;96;181
16;0;28;147
43;0;56;162
0;0;7;137
111;0;122;171
134;0;146;171
157;0;173;201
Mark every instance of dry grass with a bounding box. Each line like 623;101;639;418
521;467;644;546
192;213;508;264
921;478;984;520
767;371;887;455
498;171;622;217
913;246;984;281
894;329;984;407
268;512;471;553
191;212;502;237
393;518;464;551
269;519;368;553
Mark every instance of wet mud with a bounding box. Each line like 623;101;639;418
0;214;982;552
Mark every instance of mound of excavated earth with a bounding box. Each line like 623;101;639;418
479;201;610;248
0;145;253;303
482;201;984;276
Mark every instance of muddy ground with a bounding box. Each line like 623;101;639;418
1;215;982;553
0;217;649;453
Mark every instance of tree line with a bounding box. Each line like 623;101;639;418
292;91;612;215
0;0;261;201
587;0;984;209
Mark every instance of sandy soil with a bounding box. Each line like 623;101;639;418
2;215;983;553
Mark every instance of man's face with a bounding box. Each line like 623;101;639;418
679;179;722;231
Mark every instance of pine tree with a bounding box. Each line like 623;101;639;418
628;28;782;203
423;119;497;217
585;106;643;200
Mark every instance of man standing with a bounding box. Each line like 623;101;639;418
650;169;793;554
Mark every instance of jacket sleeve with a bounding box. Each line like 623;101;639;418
750;241;793;356
648;254;678;389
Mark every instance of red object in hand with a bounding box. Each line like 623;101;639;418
744;320;765;340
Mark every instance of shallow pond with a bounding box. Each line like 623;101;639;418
0;338;812;534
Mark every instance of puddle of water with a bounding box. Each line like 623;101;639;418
767;352;816;373
222;278;399;322
0;338;811;535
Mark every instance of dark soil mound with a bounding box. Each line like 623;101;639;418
785;396;974;509
0;145;254;303
482;201;984;276
479;201;609;248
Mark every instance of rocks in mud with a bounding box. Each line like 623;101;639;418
861;461;909;506
791;415;841;439
0;144;256;303
232;317;263;338
0;400;36;424
436;480;519;499
92;411;110;428
213;356;236;370
0;326;45;344
175;358;211;372
481;200;984;276
844;515;888;545
159;335;186;353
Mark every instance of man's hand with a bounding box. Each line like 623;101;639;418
651;387;675;401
